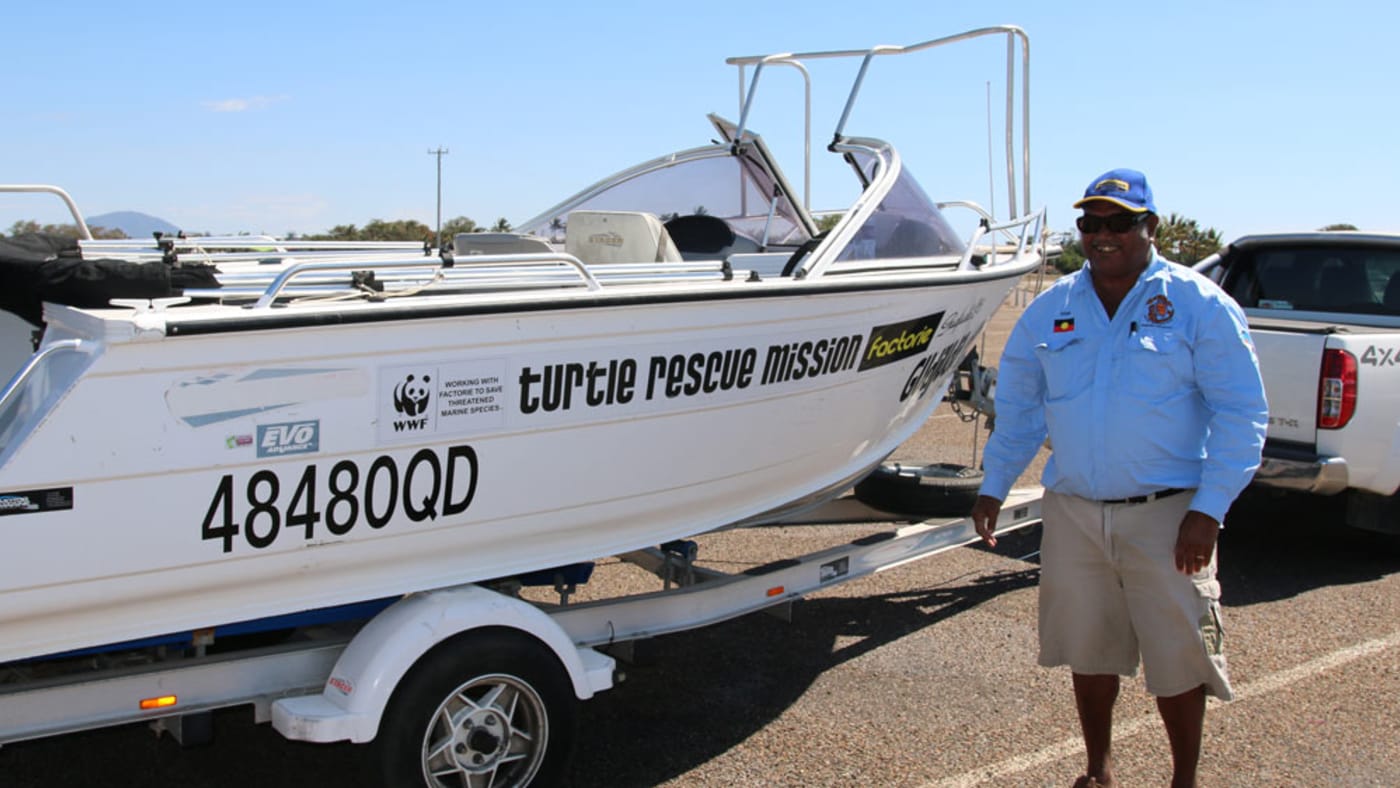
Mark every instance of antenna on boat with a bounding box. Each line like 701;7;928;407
986;81;995;223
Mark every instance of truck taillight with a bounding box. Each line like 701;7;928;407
1318;348;1357;429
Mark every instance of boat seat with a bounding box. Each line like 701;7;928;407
665;215;733;253
664;215;762;260
565;211;683;265
453;232;554;257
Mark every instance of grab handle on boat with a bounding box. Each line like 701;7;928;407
0;339;90;415
251;253;603;308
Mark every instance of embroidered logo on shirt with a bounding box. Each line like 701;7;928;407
1053;318;1075;333
1146;295;1174;324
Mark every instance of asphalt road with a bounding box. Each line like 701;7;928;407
4;292;1398;787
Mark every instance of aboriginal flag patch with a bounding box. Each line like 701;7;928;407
1052;318;1075;333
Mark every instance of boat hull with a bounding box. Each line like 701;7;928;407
0;275;1014;663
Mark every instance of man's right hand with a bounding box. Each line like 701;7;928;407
971;495;1003;547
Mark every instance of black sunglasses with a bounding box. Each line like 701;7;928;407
1076;212;1149;234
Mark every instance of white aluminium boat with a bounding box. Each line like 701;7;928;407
0;27;1044;665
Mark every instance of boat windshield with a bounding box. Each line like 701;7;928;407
836;153;966;262
516;148;809;247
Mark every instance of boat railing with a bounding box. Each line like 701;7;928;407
0;184;94;240
937;200;1039;249
247;253;607;308
939;199;1052;300
191;255;759;309
81;237;430;266
73;233;761;307
83;237;427;252
959;208;1047;271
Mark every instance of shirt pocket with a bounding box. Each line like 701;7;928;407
1120;331;1193;402
1034;333;1092;402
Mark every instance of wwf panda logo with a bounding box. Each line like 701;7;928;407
393;374;432;416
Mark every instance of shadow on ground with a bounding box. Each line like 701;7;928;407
563;527;1044;787
1220;489;1399;606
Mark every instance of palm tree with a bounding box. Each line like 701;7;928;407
1153;213;1222;265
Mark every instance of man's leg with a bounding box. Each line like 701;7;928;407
1156;684;1206;788
1072;672;1119;786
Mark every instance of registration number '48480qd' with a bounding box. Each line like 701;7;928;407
201;445;479;553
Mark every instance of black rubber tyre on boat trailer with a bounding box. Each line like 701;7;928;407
853;462;985;518
375;627;578;788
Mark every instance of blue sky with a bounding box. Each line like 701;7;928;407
4;1;1395;243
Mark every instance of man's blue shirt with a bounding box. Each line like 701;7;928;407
980;252;1268;522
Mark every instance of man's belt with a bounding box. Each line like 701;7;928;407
1099;487;1187;505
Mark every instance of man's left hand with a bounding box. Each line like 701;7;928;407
1175;510;1220;575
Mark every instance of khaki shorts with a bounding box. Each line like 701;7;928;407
1038;489;1233;700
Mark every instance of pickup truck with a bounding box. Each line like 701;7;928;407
1194;232;1400;534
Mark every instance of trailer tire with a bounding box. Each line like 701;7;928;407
374;628;578;788
853;462;984;517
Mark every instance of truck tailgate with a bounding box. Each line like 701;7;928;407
1246;316;1328;445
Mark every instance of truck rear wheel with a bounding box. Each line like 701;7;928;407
375;628;578;787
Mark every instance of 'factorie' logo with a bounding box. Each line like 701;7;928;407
858;311;944;371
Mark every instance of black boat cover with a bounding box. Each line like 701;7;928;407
0;233;219;326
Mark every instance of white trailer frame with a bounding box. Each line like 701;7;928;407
0;487;1041;755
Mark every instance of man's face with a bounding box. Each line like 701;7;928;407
1078;201;1158;277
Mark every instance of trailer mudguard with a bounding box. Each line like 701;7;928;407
270;584;615;744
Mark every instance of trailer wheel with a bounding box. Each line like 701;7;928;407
853;462;984;517
375;628;578;788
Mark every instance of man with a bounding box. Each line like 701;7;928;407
970;168;1267;788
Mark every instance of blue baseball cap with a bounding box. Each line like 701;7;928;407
1072;168;1156;214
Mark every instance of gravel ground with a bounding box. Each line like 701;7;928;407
4;285;1398;787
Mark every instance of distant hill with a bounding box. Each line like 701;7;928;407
86;211;181;239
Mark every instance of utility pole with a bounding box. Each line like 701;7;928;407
428;146;449;249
